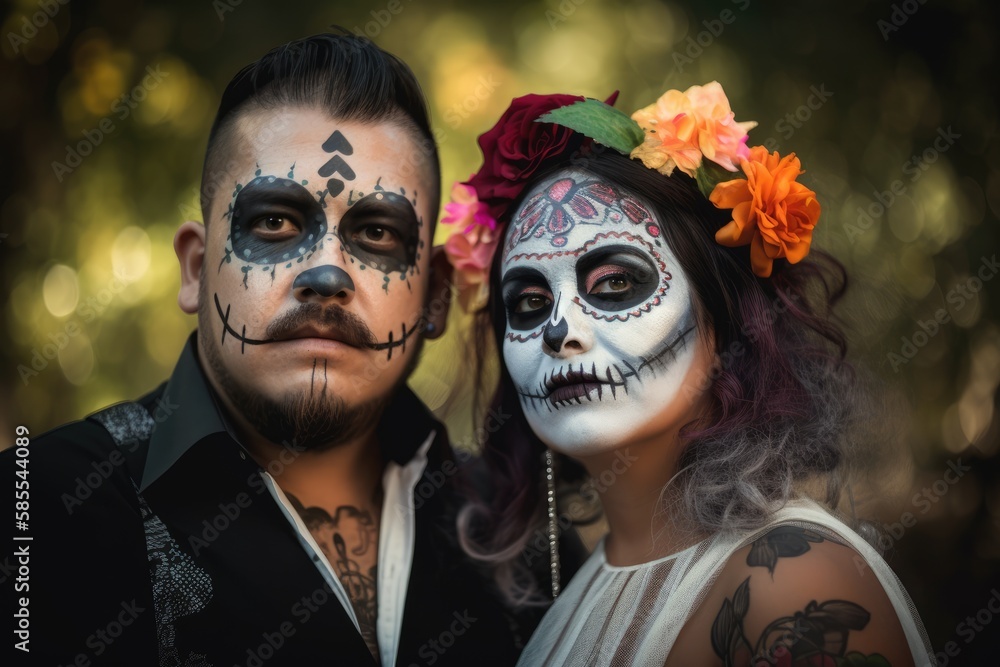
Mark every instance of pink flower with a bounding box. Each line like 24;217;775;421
441;182;496;233
444;230;498;285
630;81;756;177
442;182;499;286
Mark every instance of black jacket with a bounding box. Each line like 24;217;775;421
1;334;525;666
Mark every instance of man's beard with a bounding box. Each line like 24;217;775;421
197;288;395;452
201;331;388;451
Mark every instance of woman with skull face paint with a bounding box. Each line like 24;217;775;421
451;86;933;666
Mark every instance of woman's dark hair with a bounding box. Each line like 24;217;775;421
200;31;439;223
458;146;860;606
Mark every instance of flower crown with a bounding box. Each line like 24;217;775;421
443;82;821;307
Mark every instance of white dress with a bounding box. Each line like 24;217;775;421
516;498;933;666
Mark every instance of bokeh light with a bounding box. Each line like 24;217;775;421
1;0;997;659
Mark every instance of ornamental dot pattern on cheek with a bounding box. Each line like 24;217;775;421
218;130;425;296
503;230;673;342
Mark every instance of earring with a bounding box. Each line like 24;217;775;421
545;448;561;598
425;321;436;334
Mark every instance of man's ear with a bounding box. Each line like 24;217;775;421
175;221;206;314
424;245;455;340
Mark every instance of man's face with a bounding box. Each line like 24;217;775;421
193;108;437;449
500;170;699;457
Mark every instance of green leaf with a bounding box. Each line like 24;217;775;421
537;99;645;154
696;159;744;199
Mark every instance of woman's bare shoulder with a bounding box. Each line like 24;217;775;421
665;524;914;667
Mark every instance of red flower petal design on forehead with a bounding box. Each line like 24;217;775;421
620;196;654;226
583;182;618;206
503;178;658;259
568;196;598;219
548;178;574;201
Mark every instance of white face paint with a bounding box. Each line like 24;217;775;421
500;169;697;457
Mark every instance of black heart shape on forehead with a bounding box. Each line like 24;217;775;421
322;130;354;155
319;131;356;200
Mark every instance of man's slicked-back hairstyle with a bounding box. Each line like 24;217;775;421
200;31;439;224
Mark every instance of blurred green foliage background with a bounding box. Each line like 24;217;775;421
1;0;998;660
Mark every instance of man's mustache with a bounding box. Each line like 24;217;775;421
264;303;378;349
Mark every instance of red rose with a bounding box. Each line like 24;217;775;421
467;92;620;222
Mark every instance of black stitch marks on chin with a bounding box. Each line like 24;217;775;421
309;358;329;399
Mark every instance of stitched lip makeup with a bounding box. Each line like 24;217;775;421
544;367;608;404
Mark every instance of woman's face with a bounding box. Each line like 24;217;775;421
499;169;706;457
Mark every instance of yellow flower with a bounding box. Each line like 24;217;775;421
630;81;756;178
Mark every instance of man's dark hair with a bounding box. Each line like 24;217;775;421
200;31;440;224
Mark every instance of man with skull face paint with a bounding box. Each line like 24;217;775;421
0;34;523;666
455;88;933;666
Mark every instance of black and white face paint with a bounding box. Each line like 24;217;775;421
195;112;435;450
500;170;697;456
215;148;425;359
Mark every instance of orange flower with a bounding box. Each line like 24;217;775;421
710;146;821;278
630;82;756;178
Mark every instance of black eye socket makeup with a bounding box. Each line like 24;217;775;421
337;191;419;274
229;176;327;267
502;267;554;331
575;245;659;311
